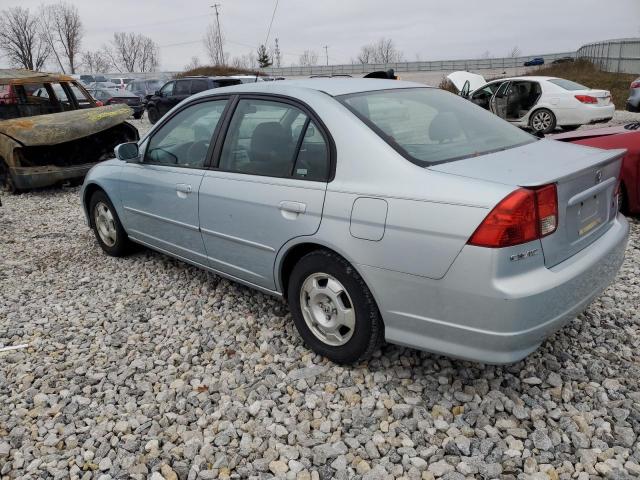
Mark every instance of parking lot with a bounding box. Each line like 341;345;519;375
1;172;639;479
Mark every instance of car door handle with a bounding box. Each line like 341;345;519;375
279;201;306;214
176;183;192;194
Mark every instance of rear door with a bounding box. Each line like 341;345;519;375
198;96;331;290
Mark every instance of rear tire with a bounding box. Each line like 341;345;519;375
529;108;556;134
287;249;384;364
147;106;159;124
89;190;132;257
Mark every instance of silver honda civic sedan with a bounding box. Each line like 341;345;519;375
80;79;629;364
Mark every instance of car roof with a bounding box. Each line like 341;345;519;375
0;68;75;85
492;76;558;82
193;78;427;98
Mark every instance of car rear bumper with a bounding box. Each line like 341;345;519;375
11;162;98;189
360;215;629;364
555;104;615;126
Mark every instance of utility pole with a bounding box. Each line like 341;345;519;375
211;3;225;65
323;45;329;66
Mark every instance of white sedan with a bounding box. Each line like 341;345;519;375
448;73;615;134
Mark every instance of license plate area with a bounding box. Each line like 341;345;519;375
567;191;610;243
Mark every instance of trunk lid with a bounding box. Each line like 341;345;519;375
575;88;612;106
429;139;624;267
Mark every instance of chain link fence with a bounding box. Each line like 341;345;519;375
577;38;640;74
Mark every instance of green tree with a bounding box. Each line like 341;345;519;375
257;44;272;68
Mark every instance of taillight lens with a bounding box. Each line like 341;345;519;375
631;81;640;89
574;95;598;104
95;100;103;106
468;185;558;248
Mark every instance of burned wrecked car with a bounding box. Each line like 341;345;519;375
0;69;138;192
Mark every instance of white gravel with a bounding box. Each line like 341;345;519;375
0;185;639;480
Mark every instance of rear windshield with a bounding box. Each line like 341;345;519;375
338;88;534;166
548;79;588;91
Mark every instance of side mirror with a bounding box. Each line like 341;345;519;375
114;142;139;161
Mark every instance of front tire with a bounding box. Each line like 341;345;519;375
147;106;159;124
89;190;131;257
287;250;384;364
529;108;556;134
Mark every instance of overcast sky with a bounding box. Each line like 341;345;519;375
4;0;640;71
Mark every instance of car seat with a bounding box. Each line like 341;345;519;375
249;122;294;176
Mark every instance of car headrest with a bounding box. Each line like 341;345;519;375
250;122;290;161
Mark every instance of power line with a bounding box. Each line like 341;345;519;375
263;0;280;47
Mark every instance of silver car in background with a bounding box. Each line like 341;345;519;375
80;79;629;364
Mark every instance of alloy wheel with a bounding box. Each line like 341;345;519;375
532;111;553;132
299;273;356;346
94;202;117;247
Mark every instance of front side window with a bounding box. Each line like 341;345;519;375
160;81;174;96
472;82;503;100
69;83;93;108
219;99;329;179
339;88;534;166
144;100;228;168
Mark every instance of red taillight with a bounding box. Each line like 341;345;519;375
95;100;103;107
468;185;558;248
631;81;640;89
574;95;598;104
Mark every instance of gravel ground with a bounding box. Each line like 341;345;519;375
0;184;639;480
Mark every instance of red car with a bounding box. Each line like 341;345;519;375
552;123;640;215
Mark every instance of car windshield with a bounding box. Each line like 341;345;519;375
548;79;589;91
338;87;535;166
146;80;162;89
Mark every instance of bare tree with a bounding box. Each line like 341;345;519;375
508;46;521;58
0;7;50;70
356;38;403;64
104;32;159;73
357;45;374;64
39;2;83;73
298;50;319;67
184;56;200;71
204;22;225;65
372;38;403;63
481;50;491;59
81;50;110;73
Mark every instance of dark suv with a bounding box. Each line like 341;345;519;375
145;76;242;124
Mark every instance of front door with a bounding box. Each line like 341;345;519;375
490;81;512;119
199;97;331;290
119;98;229;263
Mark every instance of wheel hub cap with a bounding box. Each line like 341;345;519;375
533;112;551;131
300;273;355;346
94;202;117;247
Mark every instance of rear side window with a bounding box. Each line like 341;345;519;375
191;79;209;94
218;99;329;180
548;79;588;91
175;80;191;95
339;88;534;166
